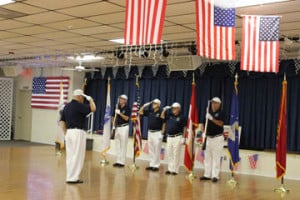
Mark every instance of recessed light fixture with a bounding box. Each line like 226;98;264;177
235;0;289;8
0;0;15;6
109;38;125;44
68;55;104;61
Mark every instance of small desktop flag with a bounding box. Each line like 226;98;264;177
248;154;259;169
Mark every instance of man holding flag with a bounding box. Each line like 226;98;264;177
200;97;225;183
183;80;199;173
139;99;165;172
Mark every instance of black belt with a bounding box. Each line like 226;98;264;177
168;133;182;137
149;130;161;132
117;123;129;127
207;134;223;138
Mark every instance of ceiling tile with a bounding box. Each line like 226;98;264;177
90;31;123;40
167;14;195;24
163;32;195;41
87;12;125;24
3;44;31;50
16;11;73;24
25;0;99;10
166;1;195;17
77;40;113;47
2;2;46;14
57;2;123;17
55;36;99;43
33;31;80;39
163;25;194;34
0;19;31;30
0;31;23;39
4;36;43;43
68;25;120;35
46;44;84;50
44;19;100;30
9;26;57;35
28;40;67;47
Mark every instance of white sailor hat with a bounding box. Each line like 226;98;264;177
72;89;84;96
152;98;161;105
171;102;181;108
211;97;222;104
119;94;128;100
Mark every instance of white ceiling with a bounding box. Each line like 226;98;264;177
0;0;298;67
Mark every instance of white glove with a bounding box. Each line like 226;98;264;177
143;102;151;107
83;94;92;101
115;109;121;115
163;106;171;110
206;113;213;120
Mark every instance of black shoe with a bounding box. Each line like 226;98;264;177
212;177;218;183
171;172;178;175
113;163;120;167
146;167;153;171
151;167;159;172
165;170;172;175
66;180;84;184
118;164;125;168
200;176;211;181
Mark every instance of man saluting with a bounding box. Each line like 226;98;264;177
139;99;165;172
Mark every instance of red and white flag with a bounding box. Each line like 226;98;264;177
124;0;167;45
241;15;280;73
195;0;236;60
183;81;199;173
31;77;69;110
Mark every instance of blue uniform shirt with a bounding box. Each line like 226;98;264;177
165;113;186;135
206;109;225;136
61;100;91;130
112;104;131;126
143;108;163;131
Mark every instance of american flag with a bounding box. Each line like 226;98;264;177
31;77;69;110
195;149;205;163
195;0;236;60
124;0;167;45
131;78;142;158
248;154;259;169
241;16;280;73
160;148;165;160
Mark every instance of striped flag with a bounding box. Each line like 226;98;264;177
276;78;287;179
241;15;280;72
131;79;142;158
160;148;165;160
124;0;167;45
228;78;240;171
31;77;69;110
195;0;236;60
195;149;205;163
101;79;112;155
248;154;259;169
184;81;199;173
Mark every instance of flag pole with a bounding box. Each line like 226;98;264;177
130;74;140;172
227;73;239;188
274;73;289;195
187;73;197;182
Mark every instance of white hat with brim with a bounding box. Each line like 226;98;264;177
171;102;181;108
119;94;128;100
73;89;84;96
152;98;161;105
211;97;222;104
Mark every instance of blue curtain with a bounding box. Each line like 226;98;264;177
85;59;300;152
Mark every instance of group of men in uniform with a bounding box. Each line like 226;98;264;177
60;89;225;184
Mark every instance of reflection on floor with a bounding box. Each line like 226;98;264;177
0;145;297;200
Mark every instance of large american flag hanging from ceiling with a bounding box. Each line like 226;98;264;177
241;15;280;73
195;0;236;60
31;76;69;110
124;0;167;45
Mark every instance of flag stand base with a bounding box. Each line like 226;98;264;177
129;163;139;172
99;159;109;166
56;151;63;157
274;185;290;194
227;178;237;188
186;172;197;183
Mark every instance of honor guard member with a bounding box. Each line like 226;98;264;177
161;102;187;175
61;89;96;184
200;97;225;183
139;99;165;172
112;94;131;168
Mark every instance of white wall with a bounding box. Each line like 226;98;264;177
92;134;300;180
14;67;85;144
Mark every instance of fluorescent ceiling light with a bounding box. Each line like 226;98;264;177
235;0;289;8
0;0;15;6
109;38;124;44
68;55;104;61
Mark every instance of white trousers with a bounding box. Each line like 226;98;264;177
166;135;182;173
148;130;163;168
115;125;129;165
204;135;224;179
65;129;86;181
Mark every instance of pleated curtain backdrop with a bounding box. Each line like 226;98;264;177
84;60;300;152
